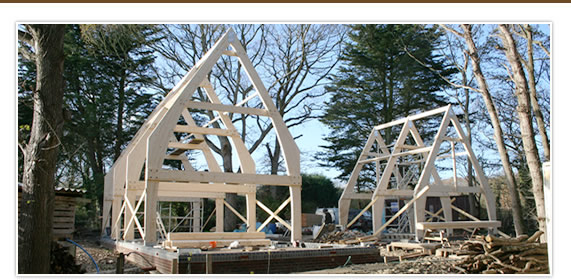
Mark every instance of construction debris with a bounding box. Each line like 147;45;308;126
314;228;372;244
304;255;462;274
387;241;441;254
454;231;549;274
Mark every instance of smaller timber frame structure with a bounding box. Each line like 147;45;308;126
101;28;301;246
339;105;500;241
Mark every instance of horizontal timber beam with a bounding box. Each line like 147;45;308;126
148;169;301;186
128;189;225;199
173;125;236;137
375;186;481;197
168;232;265;241
168;142;202;150
343;192;373;200
443;136;463;142
127;181;256;194
186;100;269;116
358;146;433;164
374;106;449;131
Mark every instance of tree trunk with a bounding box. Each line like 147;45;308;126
113;71;126;161
522;24;550;162
86;138;105;228
18;24;66;274
220;136;239;232
498;24;546;241
268;138;282;198
463;80;479;218
460;24;525;236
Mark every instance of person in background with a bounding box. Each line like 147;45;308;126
323;208;333;224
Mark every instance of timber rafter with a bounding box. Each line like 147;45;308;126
338;105;499;241
102;28;302;246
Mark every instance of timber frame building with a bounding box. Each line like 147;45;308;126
338;105;501;240
101;28;302;246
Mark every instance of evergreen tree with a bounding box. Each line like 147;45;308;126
17;24;163;230
66;25;160;227
300;174;341;213
18;24;66;274
320;24;455;191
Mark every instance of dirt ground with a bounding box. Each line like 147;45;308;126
71;238;144;274
301;244;462;274
302;255;462;274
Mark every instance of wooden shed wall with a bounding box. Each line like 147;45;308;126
18;193;79;239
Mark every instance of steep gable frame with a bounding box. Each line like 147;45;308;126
338;105;499;241
101;28;302;245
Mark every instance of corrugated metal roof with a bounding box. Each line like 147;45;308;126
18;183;86;196
54;186;87;194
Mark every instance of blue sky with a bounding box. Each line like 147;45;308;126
294;24;551;183
157;23;551;187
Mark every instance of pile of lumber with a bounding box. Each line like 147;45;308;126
163;232;271;250
454;231;548;274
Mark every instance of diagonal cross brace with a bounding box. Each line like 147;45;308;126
257;197;291;232
256;200;292;231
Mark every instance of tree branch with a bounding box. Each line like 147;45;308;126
533;40;551;58
501;63;516;83
439;24;464;38
18;142;27;157
18;29;34;45
403;45;482;93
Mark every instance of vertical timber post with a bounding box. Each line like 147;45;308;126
414;196;427;240
246;192;257;232
144;181;159;245
290;186;302;242
205;254;213;274
124;193;136;240
440;197;453;236
215;198;224;232
111;197;122;240
338;198;350;228
372;197;385;236
192;201;200;232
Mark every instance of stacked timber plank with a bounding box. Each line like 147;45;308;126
163;232;271;250
454;231;548;274
18;185;85;239
52;195;78;238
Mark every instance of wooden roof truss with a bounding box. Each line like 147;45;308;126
338;105;499;240
101;29;301;245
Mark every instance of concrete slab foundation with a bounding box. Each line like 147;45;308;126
111;239;383;274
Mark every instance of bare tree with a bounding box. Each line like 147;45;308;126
513;24;551;162
497;24;546;241
438;30;480;216
18;24;66;273
261;24;345;196
439;24;525;236
153;24;268;231
154;24;344;224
